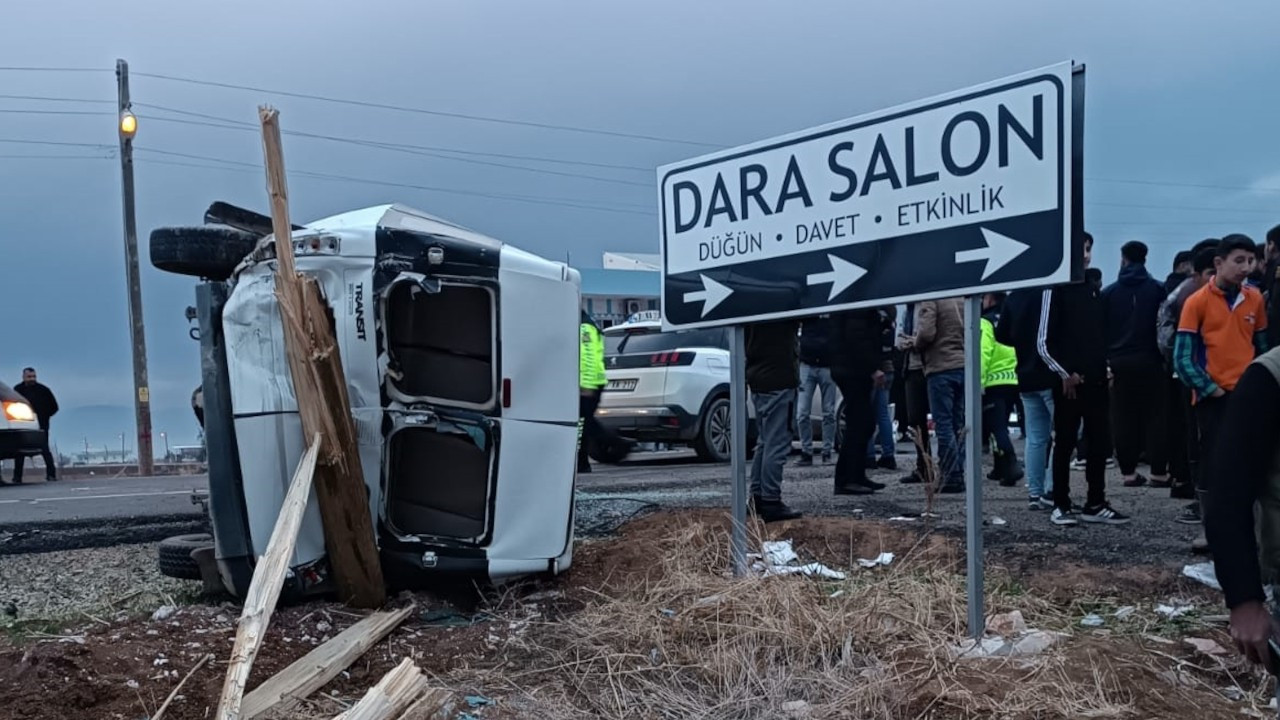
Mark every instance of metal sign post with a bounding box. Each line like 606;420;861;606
729;325;749;577
963;295;985;638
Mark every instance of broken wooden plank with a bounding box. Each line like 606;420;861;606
216;434;321;720
240;605;415;719
259;106;386;609
153;653;213;720
332;658;429;720
395;690;452;720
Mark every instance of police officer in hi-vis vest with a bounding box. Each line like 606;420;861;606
578;310;630;473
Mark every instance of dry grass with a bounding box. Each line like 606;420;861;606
493;519;1168;720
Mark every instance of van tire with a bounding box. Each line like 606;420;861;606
694;397;732;463
150;226;259;281
158;533;213;581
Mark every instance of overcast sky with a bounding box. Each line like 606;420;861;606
2;0;1277;440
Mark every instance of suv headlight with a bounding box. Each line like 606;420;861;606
3;401;35;422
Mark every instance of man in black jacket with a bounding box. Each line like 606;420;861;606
11;368;59;483
1037;233;1130;526
829;308;889;496
1102;241;1170;488
746;320;802;522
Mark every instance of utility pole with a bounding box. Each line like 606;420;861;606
116;58;154;476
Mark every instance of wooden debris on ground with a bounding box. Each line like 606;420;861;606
240;605;416;719
332;658;449;720
216;435;321;720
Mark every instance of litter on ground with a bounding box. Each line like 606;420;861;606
1156;603;1195;619
749;540;848;580
1080;614;1105;627
856;552;895;569
1182;562;1222;591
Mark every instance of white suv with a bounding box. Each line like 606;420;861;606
594;318;752;463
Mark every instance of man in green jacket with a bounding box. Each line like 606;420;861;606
982;292;1024;486
578;310;629;473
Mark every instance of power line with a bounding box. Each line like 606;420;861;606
0;94;114;104
0;138;113;150
136;111;655;191
1088;176;1280;194
0;154;108;160
1090;201;1276;215
135;103;655;174
132;71;719;148
0;109;112;116
132;150;655;217
0;66;110;73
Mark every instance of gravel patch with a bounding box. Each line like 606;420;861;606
0;543;194;627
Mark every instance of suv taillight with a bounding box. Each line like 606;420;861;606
650;351;696;367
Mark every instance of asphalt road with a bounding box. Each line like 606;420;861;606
0;474;208;525
0;442;1204;570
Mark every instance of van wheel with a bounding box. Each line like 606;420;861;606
158;533;213;580
150;226;259;281
694;397;732;463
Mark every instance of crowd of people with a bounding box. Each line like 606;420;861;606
744;226;1280;545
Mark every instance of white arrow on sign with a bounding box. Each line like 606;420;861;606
683;274;733;317
806;254;868;302
955;228;1031;280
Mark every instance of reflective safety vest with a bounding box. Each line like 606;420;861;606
980;317;1018;389
580;322;607;389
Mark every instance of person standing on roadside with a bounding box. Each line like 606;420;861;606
1202;344;1280;715
895;303;932;485
829;307;890;496
1102;241;1170;489
578;311;630;473
1158;247;1219;523
1176;234;1269;551
902;297;966;494
997;287;1059;511
746;319;802;522
795;316;837;466
11;367;59;484
865;306;899;471
1265;224;1280;350
980;292;1023;487
1038;233;1130;526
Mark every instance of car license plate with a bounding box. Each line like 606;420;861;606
606;379;638;391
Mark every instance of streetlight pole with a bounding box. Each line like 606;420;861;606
116;58;153;476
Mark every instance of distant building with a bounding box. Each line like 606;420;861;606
579;253;661;327
602;252;661;271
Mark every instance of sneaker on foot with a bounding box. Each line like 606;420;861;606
876;456;897;471
1069;458;1086;471
795;453;814;467
834;483;875;496
1051;508;1080;526
1122;473;1148;488
821;452;832;464
898;472;923;485
1037;495;1056;511
1176;504;1202;525
936;482;965;494
1081;503;1131;525
1106;457;1117;469
853;478;887;491
1149;476;1172;489
1028;498;1048;511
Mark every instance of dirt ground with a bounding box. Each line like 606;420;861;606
0;509;1269;719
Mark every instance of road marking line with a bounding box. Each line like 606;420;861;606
0;490;195;505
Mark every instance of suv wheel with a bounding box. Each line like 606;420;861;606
158;533;214;580
694;397;732;463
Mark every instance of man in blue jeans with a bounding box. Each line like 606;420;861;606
796;316;837;466
746;319;802;522
998;288;1059;510
866;306;899;471
903;298;967;493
